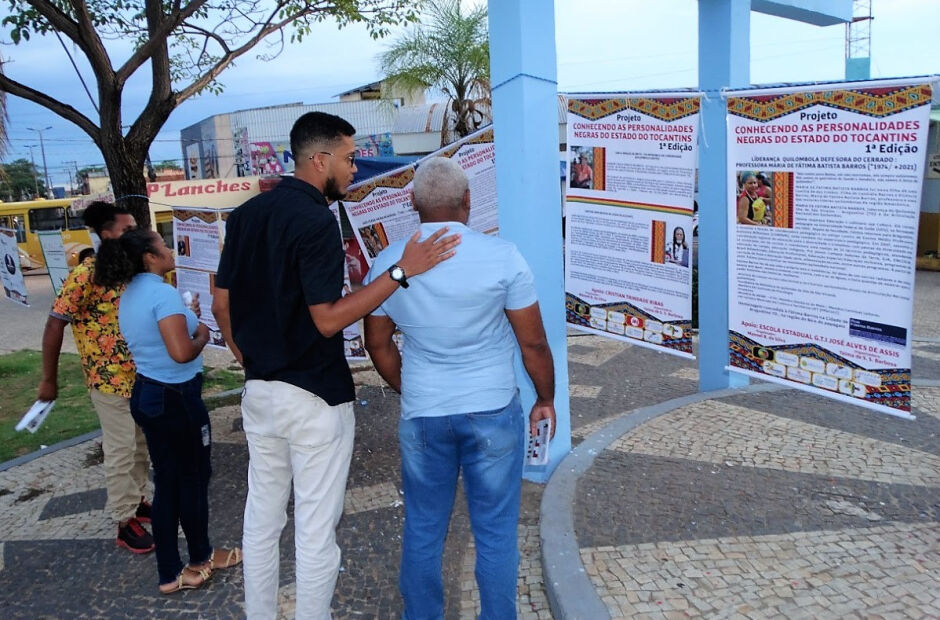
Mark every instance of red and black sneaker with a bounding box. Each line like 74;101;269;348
135;497;152;524
116;517;155;554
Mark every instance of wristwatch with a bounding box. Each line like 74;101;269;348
388;264;409;288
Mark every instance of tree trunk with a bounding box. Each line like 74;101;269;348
102;144;150;229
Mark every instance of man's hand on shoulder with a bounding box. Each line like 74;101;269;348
396;228;461;278
529;400;556;439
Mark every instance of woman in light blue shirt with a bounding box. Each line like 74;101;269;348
95;229;240;595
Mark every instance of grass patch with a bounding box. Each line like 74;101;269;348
203;367;245;395
0;350;243;464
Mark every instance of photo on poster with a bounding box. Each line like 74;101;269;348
665;224;690;267
569;145;606;191
734;170;795;228
358;223;389;260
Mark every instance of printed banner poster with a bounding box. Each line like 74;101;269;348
726;79;934;418
172;208;221;272
0;228;28;306
37;230;70;295
250;141;294;176
564;93;701;358
175;267;226;349
343;126;498;266
328;203;366;361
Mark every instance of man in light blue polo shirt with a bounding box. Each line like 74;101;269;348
364;157;556;620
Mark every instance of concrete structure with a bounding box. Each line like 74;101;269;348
696;0;851;391
489;1;570;482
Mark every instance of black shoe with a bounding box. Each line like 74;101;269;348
135;497;152;524
116;517;155;554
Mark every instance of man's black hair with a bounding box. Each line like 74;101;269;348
81;201;131;236
290;112;356;159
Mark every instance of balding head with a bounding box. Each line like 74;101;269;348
412;157;470;222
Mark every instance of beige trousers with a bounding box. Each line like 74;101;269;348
89;389;151;523
241;380;356;620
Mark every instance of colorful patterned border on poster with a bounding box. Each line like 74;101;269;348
729;330;911;414
566;292;693;356
771;171;795;228
568;96;701;123
727;83;932;122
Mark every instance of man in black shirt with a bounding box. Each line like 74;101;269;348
213;111;458;619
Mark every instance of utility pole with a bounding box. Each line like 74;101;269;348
64;160;79;195
27;126;53;197
26;144;41;198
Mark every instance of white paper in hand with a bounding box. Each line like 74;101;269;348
526;418;551;466
15;400;55;434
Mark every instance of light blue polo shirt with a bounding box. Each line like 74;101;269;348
366;222;537;419
119;273;202;383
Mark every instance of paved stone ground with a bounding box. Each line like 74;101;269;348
0;271;937;618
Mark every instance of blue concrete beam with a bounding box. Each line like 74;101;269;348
489;0;570;482
751;0;852;26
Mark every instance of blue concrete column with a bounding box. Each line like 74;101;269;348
697;0;751;390
489;0;570;481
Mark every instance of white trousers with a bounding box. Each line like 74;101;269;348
241;380;355;620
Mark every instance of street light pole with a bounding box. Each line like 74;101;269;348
27;126;53;197
26;144;41;198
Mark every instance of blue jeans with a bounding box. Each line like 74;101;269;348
398;393;524;620
130;373;212;585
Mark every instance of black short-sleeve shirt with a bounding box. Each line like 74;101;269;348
215;176;355;405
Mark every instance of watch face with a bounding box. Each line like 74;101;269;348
391;267;403;280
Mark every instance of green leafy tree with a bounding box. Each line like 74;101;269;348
0;158;45;201
155;159;184;172
0;1;421;227
379;0;489;144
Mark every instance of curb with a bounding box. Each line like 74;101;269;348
0;387;243;473
540;382;783;620
540;377;938;619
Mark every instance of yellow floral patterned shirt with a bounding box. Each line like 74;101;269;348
50;258;136;397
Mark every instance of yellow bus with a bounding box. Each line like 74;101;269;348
0;198;94;269
3;177;271;271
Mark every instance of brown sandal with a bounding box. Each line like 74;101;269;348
159;566;212;595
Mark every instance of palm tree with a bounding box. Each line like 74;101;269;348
379;0;490;144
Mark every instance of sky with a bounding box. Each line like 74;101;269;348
1;0;938;188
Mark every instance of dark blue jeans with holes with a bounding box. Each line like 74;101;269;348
130;373;212;585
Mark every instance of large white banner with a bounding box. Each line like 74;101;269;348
564;93;701;358
37;230;70;295
342;126;497;266
726;79;935;418
0;228;28;306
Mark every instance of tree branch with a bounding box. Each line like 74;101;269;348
24;0;81;45
0;73;100;143
173;10;293;104
62;0;116;82
115;0;209;87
